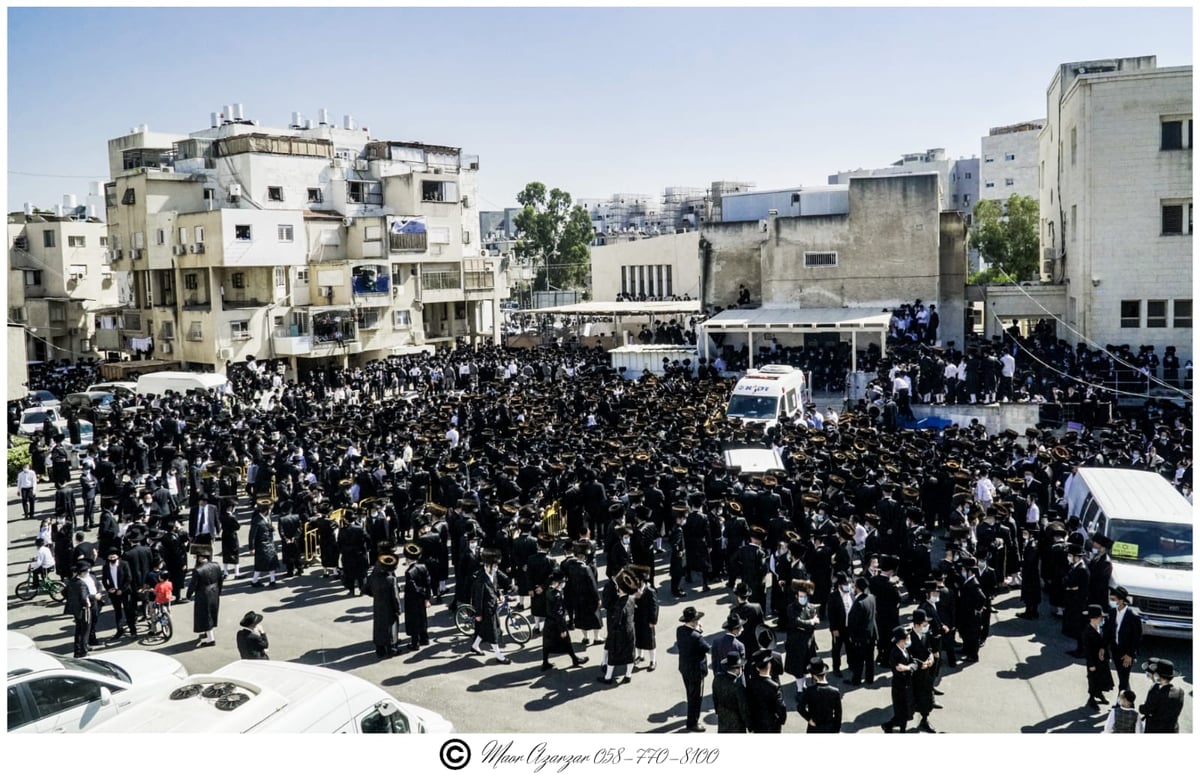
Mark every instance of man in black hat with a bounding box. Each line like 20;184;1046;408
338;511;371;596
186;549;222;647
711;613;747;674
366;544;404;658
712;652;750;733
1082;603;1114;710
881;625;917;733
248;498;280;588
1087;533;1113;606
797;658;842;733
956;558;988;663
598;569;638;685
1138;658;1185;733
236;611;270;659
908;609;938;732
847;576;878;685
675;606;710;733
65;560;96;657
667;506;687;598
870;555;903;666
1062;537;1090;657
470;548;511;663
729;582;766;658
100;546;138;642
541;569;588;671
729;526;769;607
1103;585;1142;693
745;648;788;733
402;543;432;650
827;571;855;677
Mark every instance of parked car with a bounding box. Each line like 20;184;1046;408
63;391;135;419
85;382;138;400
7;648;188;733
17;407;65;437
26;390;60;409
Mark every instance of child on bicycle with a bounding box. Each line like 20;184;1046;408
29;537;56;584
152;570;173;615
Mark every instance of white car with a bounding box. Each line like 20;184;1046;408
27;390;61;409
7;648;188;734
17;407;66;436
7;632;37;651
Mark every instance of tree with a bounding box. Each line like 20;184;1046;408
969;194;1040;282
512;182;593;292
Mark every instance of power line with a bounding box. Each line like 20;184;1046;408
9;170;106;180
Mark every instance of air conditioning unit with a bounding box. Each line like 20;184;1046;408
319;287;333;298
159;342;172;354
331;158;345;169
68;327;81;336
354;159;368;171
217;347;233;360
191;243;206;254
461;196;471;209
114;249;124;261
342;216;354;228
172;245;186;256
228;183;242;200
131;248;143;260
469;161;479;171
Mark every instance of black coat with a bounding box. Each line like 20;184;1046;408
745;673;787;733
403;562;432;640
605;595;637;666
798;681;842;732
470;568;509;644
542;586;574;654
712;671;750;733
338;522;371;577
888;644;916;723
247;513;278;572
1083;624;1114;696
675;624;710;678
236;627;269;659
634;587;659;650
908;628;936;714
187;560;223;633
783;600;819;677
1062;562;1090;638
526;551;555;619
1139;682;1185;733
847;592;878;643
1103;606;1143;663
365;566;402;648
563;556;601;631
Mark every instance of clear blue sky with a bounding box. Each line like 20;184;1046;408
6;6;1192;213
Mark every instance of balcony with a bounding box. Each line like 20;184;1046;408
94;328;122;351
464;271;494;292
423;271;461;291
272;326;313;356
351;267;392;307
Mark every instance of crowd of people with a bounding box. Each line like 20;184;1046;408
11;325;1190;733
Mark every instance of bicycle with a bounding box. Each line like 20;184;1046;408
143;597;173;643
16;566;65;603
454;594;532;644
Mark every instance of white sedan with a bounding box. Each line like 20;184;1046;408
7;648;188;733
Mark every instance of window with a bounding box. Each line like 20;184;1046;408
49;304;66;322
357;310;381;330
393;310;411;328
160;321;175;339
984;156;994;163
25;676;103;721
133;232;144;250
306;187;323;203
99;236;107;247
179;228;188;245
155;229;165;246
67;235;86;248
194;226;205;243
231;272;246;289
267;186;284;202
234;225;252;241
963;194;971;206
347;181;382;204
273;267;286;288
462;230;471;244
1162;204;1184;235
421;180;459;203
277;224;294;242
1005;178;1014;186
791;193;801;203
803;252;838;268
1005;153;1016;161
203;188;214;202
296;268;309;283
121;188;136;205
360;708;410;734
365;225;382;242
985;181;995;189
1120;300;1141;328
1162;120;1183;150
42;230;55;248
230;320;250;340
184;273;198;290
1070;127;1077;166
1146;300;1167;328
23;270;42;286
187;321;204;341
1071;205;1077;242
1174;299;1192;328
964;172;972;180
428;227;451;245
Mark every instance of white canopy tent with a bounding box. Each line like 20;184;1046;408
698;306;891;370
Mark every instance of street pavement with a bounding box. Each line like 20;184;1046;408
5;483;1192;734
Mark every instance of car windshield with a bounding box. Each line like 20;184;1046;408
22;412;49;425
1107;518;1192;569
58;656;131;684
727;394;780;421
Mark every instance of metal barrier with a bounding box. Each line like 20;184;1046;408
540;499;567;537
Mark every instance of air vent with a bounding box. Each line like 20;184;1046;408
215;692;251;711
202;682;238;699
171;684;204;700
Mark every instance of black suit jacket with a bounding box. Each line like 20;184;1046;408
847;592;878;642
676;624;710;678
798;682;842;733
745;673;788;733
1102;607;1143;660
712;671;751;733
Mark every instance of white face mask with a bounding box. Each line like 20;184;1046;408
929;595;940;604
840;585;851;593
797;596;808;605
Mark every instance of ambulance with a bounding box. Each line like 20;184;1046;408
725;364;807;428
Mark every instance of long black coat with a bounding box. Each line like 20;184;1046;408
563;557;601;631
1062;562;1090;638
543;586;574;654
247;513;278;573
634;587;659;650
366;566;402;649
1083;624;1114;696
470;568;508;644
887;644;916;724
219;512;240;564
745;673;787;733
338;522;371;579
605;595;636;666
798;682;842;732
908;629;936;714
187;560;223;633
783;600;819;677
712;671;750;733
237;627;269;659
526;551;555;619
403;562;432;640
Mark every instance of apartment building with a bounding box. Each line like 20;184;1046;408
102;106;507;375
980;120;1044;206
829;147;980;222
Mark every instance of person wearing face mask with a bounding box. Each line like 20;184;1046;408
1082;604;1114;710
675;606;710;733
908;609;938;732
955;558;987;664
713;652;751;733
826;572;854;678
1086;534;1113;606
1138;658;1185;733
1062;536;1090;658
846;576;878;685
1016;526;1042;619
916;580;947;687
783;579;820;700
469;548;511;664
1102;586;1142;693
869;555;903;667
881;626;917;733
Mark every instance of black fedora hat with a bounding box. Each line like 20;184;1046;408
240;611;263;628
678;606;704;623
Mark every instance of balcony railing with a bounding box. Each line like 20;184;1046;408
464;271;494;291
390;233;427;252
423;271;461;291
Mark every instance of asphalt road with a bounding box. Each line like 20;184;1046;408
5;483;1191;734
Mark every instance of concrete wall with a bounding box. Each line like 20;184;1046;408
8;325;28;401
590;231;701;301
700;219;765;309
937;211;969;348
719;187;849;222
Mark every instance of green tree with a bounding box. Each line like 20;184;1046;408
513;182;593;291
969;194;1040;282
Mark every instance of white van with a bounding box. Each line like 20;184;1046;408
723;447;786;475
134;371;228;397
725;364;807;428
1067;467;1192;639
84;659;453;734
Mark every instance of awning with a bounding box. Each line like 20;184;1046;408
699;306;890;370
526;300;701;317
